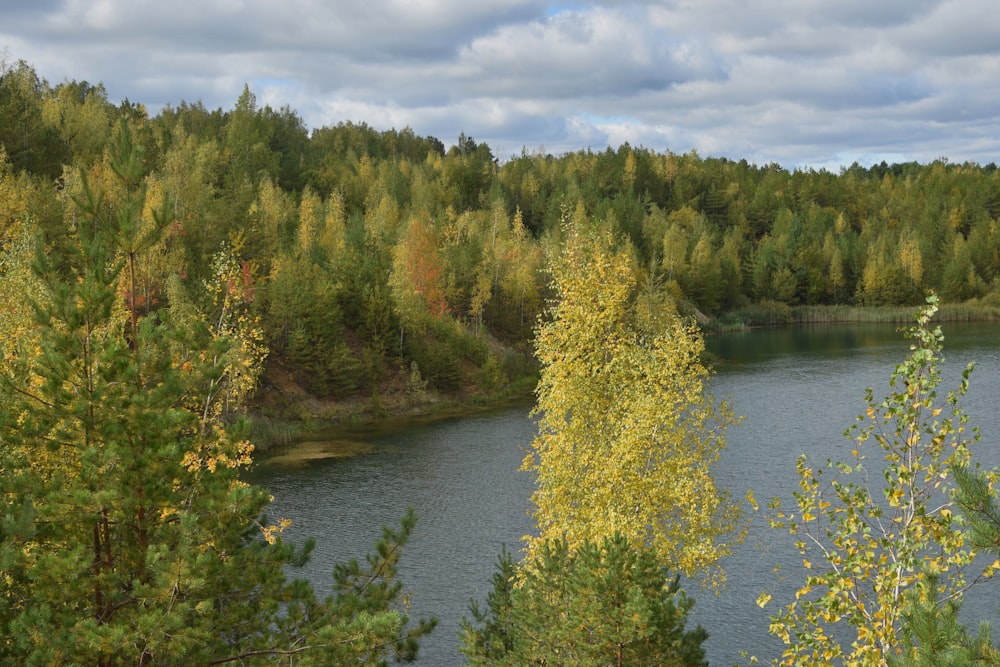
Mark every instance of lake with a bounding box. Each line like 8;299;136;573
251;320;1000;666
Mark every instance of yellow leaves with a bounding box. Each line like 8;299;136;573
527;219;740;588
756;592;772;608
259;517;293;545
0;228;46;379
181;439;253;475
746;489;759;511
768;298;988;667
794;585;811;600
260;525;278;545
181;451;200;473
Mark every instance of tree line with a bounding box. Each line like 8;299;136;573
4;58;1000;405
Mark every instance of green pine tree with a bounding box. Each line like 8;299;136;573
460;534;708;667
0;119;433;665
891;575;999;667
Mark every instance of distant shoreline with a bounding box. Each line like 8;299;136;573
704;300;1000;331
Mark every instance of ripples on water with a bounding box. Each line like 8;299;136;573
252;408;538;666
700;322;1000;664
254;322;1000;666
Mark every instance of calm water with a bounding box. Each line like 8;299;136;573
252;321;1000;666
700;321;1000;664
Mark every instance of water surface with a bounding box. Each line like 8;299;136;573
253;321;1000;665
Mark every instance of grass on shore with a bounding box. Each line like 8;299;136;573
792;301;1000;324
247;372;538;455
710;297;1000;330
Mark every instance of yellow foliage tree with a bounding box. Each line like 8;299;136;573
522;215;742;587
767;295;991;666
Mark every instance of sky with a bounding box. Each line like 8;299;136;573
3;0;999;170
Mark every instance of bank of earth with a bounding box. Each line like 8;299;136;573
248;299;1000;459
248;352;538;459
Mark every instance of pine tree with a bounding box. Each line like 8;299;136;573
891;575;1000;667
460;535;708;667
0;120;432;664
460;547;518;664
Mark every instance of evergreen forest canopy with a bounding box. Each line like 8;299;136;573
3;56;1000;406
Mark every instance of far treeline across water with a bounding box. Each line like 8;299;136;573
3;57;1000;422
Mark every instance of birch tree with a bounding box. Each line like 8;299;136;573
767;295;993;666
523;215;741;587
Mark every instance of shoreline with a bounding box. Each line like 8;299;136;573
704;300;1000;331
247;378;537;457
248;300;1000;456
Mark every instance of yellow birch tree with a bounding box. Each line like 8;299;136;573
767;295;991;666
522;215;741;587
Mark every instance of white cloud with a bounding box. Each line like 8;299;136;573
457;6;723;99
3;0;1000;167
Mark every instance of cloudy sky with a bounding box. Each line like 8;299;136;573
3;0;999;169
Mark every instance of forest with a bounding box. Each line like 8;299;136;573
3;57;1000;664
3;58;1000;426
